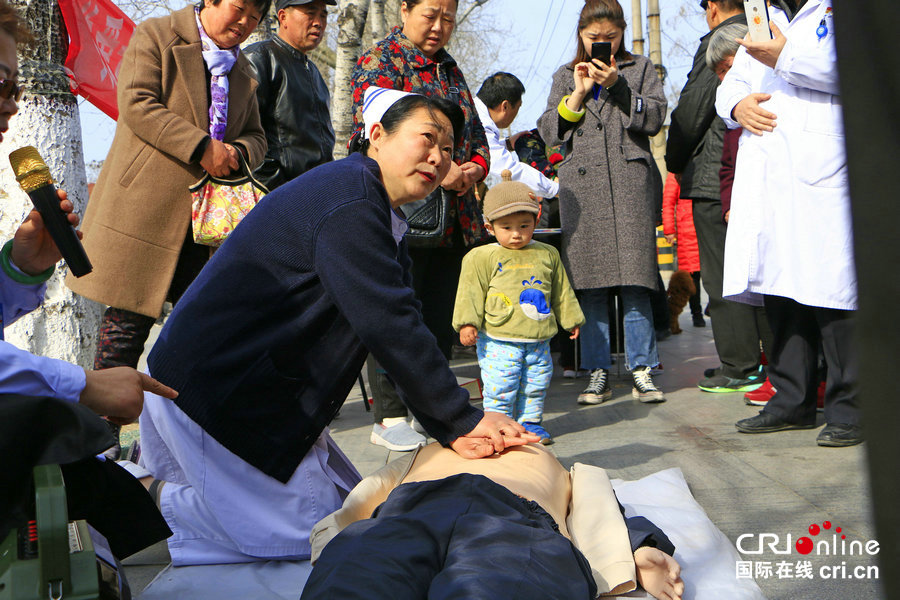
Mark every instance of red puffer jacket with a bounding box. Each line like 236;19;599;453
662;173;701;273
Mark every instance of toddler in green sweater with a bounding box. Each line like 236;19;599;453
453;172;585;444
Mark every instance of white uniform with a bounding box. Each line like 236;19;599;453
716;0;855;310
474;97;559;198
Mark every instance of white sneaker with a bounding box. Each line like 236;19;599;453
370;421;426;451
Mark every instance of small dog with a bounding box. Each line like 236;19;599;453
667;270;697;334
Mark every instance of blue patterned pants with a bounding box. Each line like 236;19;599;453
476;334;553;424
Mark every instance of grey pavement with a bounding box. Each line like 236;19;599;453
124;312;882;599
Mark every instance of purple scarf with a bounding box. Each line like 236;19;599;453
195;6;238;141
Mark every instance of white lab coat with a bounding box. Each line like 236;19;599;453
715;0;856;310
474;97;559;198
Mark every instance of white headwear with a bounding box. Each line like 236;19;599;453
362;87;420;139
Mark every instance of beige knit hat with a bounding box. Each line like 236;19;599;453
482;170;539;222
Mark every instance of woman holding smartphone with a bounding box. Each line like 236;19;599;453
538;0;667;405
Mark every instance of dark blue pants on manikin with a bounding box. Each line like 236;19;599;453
301;473;597;600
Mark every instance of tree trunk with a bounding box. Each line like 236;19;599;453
384;0;401;30
0;0;100;367
332;0;370;159
646;0;668;178
370;0;386;43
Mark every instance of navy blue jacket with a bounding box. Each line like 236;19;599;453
148;154;482;482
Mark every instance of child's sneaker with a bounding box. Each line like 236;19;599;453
577;368;612;404
631;366;666;403
522;422;554;445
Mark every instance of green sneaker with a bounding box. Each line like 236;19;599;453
698;373;763;393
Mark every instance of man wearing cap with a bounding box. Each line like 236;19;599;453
244;0;335;191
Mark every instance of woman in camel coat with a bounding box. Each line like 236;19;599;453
67;2;267;400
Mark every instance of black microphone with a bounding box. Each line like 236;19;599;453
8;146;92;277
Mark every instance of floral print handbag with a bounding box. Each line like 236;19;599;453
190;152;269;247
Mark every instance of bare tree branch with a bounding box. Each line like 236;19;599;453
456;0;488;27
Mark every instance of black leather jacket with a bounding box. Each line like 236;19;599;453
244;36;335;191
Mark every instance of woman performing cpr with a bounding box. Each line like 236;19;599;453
134;88;538;565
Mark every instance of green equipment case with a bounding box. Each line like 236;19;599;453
0;464;100;600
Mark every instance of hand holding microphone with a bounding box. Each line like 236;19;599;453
8;146;92;277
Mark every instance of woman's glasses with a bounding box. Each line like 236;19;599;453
0;78;24;102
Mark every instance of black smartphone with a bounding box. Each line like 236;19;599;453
591;41;612;65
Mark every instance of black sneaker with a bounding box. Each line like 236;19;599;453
577;369;612;405
632;366;666;403
692;314;705;327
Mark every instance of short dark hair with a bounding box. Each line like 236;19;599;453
205;0;274;22
705;0;743;11
477;72;525;109
0;0;32;44
350;94;465;155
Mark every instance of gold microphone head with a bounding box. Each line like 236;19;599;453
9;146;53;193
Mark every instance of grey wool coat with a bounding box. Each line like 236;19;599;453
538;54;666;291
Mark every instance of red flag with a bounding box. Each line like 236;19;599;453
58;0;135;120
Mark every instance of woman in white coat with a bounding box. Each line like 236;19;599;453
715;0;860;446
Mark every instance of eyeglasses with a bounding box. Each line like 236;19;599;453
0;78;23;102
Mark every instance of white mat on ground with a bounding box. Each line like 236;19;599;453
139;468;763;600
610;468;765;600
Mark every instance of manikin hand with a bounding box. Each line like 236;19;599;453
634;546;684;600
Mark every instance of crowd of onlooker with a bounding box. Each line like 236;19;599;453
2;0;854;583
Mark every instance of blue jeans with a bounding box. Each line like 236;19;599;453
476;335;553;424
577;286;659;371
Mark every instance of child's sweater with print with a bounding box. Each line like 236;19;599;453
453;241;585;342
